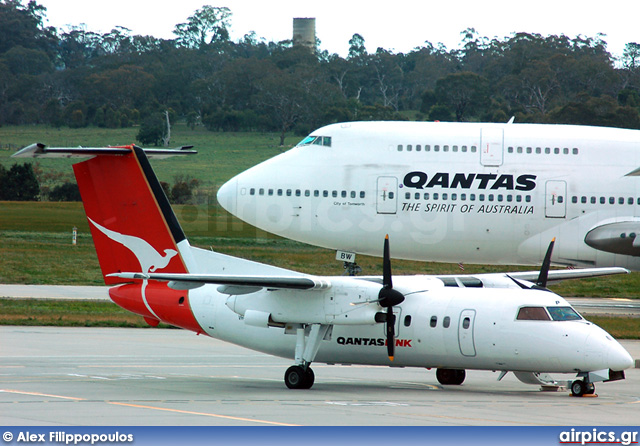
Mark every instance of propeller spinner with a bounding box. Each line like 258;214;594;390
378;235;405;361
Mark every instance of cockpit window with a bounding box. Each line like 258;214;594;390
516;306;551;321
297;135;332;147
547;306;582;321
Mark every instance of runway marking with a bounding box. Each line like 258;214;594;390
108;402;300;426
0;389;85;401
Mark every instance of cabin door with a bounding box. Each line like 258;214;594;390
376;176;398;214
480;127;504;166
545;180;567;218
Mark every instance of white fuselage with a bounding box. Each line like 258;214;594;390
218;122;640;269
184;275;633;374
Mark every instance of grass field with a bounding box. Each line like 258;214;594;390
0;123;294;198
1;125;639;338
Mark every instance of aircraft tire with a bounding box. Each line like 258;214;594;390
571;379;586;397
436;368;466;385
302;367;315;389
284;365;314;389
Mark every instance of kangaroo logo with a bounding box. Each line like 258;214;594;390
88;218;178;273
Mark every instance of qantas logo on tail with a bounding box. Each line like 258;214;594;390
88;218;178;273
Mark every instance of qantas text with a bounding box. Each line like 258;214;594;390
337;337;412;347
403;172;537;191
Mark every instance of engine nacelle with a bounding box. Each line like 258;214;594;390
225;282;383;325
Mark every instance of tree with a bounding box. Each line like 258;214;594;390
435;72;489;121
0;163;39;200
174;6;231;49
137;113;165;146
49;182;81;201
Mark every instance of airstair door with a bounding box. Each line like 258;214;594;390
376;176;398;214
458;309;477;357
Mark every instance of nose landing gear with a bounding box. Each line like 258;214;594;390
570;379;596;397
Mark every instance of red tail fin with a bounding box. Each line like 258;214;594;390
72;145;189;284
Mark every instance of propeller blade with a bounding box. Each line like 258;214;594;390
382;234;392;289
386;306;395;361
536;237;555;288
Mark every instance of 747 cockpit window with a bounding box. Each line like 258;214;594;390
547;306;582;321
297;135;332;147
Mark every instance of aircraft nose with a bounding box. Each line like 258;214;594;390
217;177;237;215
608;341;634;371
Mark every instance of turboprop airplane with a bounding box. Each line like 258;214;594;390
217;121;640;270
13;143;634;396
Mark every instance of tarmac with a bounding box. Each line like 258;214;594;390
1;326;639;426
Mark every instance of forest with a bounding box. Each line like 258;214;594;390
2;0;640;145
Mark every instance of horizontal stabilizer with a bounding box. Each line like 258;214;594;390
108;272;331;291
13;143;196;159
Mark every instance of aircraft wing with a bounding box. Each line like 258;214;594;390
107;272;331;291
507;267;629;282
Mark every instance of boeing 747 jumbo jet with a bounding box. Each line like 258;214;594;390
13;143;633;396
217;121;640;269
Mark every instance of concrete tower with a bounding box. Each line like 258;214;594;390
293;17;316;48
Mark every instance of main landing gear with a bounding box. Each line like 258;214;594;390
284;324;329;390
284;365;315;389
570;379;596;397
436;368;466;385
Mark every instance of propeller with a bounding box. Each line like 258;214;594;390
378;235;405;361
536;237;555;288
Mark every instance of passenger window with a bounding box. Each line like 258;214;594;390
268;189;273;196
389;192;394;199
250;188;255;195
360;191;365;199
462;317;470;329
259;188;264;195
323;190;328;197
416;145;422;152
351;191;356;198
277;189;283;196
407;144;412;152
286;189;292;196
332;191;337;198
314;190;319;197
434;145;440;152
397;145;403;152
443;316;450;328
295;189;301;197
341;191;347;198
516;306;551;321
404;315;412;327
305;190;310;197
430;316;437;328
